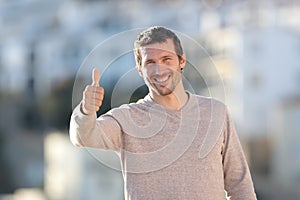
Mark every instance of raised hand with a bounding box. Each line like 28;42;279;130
81;68;104;115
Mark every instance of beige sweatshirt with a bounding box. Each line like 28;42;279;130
70;92;257;200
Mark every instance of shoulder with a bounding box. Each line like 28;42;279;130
190;93;227;112
102;95;153;120
101;96;157;131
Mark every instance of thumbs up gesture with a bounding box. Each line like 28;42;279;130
81;68;104;115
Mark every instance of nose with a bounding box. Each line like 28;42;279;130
153;63;165;75
154;64;159;75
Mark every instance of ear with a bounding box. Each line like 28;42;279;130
179;53;186;70
137;66;143;77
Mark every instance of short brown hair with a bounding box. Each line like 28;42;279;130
134;26;184;68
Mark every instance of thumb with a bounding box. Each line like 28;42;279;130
92;68;100;86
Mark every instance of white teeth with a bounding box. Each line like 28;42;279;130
156;76;168;83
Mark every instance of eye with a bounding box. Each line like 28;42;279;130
145;60;155;65
162;57;172;63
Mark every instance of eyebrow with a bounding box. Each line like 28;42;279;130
144;58;155;64
144;56;171;64
143;51;176;65
162;55;172;59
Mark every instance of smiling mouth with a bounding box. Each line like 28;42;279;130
153;74;171;85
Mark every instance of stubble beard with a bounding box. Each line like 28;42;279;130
146;67;182;96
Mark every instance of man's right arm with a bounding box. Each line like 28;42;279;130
69;102;122;151
69;68;122;151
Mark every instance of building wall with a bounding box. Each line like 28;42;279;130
44;132;124;200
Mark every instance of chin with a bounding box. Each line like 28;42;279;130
156;88;173;96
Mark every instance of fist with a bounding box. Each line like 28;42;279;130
81;68;104;115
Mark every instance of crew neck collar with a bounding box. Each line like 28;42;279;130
143;91;194;112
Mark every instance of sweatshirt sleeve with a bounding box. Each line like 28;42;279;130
69;103;122;151
222;109;257;200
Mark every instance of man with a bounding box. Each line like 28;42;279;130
70;26;257;199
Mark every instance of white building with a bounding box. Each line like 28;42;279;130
44;132;124;200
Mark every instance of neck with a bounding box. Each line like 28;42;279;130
150;82;188;110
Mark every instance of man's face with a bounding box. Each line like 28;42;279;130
138;39;186;96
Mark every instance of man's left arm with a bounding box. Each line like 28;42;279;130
222;109;257;200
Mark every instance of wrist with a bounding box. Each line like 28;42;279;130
80;102;89;115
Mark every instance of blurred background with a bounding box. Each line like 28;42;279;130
1;0;300;199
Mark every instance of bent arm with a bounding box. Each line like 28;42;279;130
69;103;122;151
